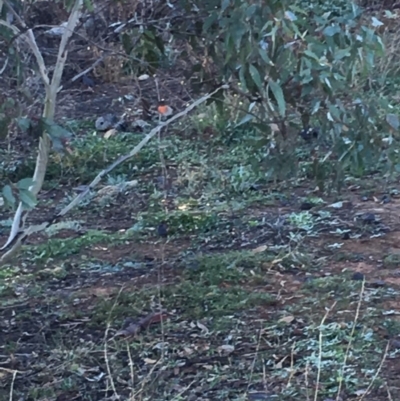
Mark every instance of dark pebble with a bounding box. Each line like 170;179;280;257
351;272;365;281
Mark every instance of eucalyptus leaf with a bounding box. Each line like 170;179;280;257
249;65;263;89
268;80;285;117
323;25;341;37
236;114;253;127
386;114;399;131
17;178;34;190
2;185;15;205
19;189;37;209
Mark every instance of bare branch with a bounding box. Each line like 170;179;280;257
0;85;229;265
0;0;84;254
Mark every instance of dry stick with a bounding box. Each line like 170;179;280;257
104;287;124;400
0;0;83;260
336;279;366;400
127;343;136;400
246;327;263;395
384;381;394;401
58;85;227;217
286;341;297;388
0;85;228;264
358;341;390;401
8;370;17;401
314;301;337;401
70;55;105;83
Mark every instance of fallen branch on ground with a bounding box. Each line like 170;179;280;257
0;84;228;265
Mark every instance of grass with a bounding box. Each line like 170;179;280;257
1;118;399;400
2;16;400;401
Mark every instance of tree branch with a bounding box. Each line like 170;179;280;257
0;85;229;265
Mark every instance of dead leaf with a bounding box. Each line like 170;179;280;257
196;321;209;334
278;315;295;324
252;245;268;254
143;358;157;364
104;128;117;139
183;347;194;356
217;344;234;354
269;123;280;132
274;355;288;369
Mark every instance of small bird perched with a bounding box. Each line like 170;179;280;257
157;101;173;118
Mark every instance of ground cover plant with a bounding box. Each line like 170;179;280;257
1;0;400;400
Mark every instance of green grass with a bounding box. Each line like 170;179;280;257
1;84;400;401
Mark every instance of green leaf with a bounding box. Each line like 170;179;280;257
238;65;248;91
246;4;257;17
249;65;263;89
323;25;341;37
284;10;297;21
16;117;31;132
258;48;272;65
371;17;383;27
203;12;218;32
303;50;320;61
46;122;72;142
236;114;253;127
121;32;133;54
143;30;155;40
83;0;94;12
386;114;400;130
334;48;351;60
268;80;286;117
221;0;230;12
17;178;34;190
19;189;37;210
311;100;321;115
327;104;341;121
2;185;15;205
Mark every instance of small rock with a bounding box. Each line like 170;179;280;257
351;272;365;281
361;213;376;224
95;114;118;131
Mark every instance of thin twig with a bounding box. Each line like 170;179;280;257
358;341;390;401
0;84;228;265
336;279;365;400
314;301;337;401
0;0;84;262
9;370;17;401
70;56;105;83
104;287;124;400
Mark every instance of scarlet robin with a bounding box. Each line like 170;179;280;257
157;101;173;117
